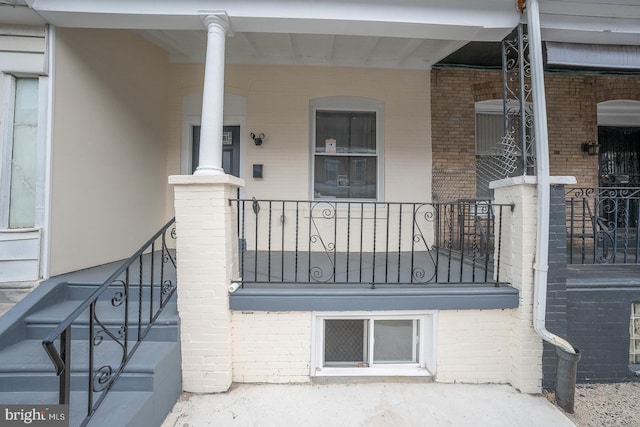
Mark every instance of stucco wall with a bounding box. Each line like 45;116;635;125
50;29;170;275
167;64;432;207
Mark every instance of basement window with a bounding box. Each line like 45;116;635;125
312;312;435;376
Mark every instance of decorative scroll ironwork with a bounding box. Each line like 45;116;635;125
234;198;510;286
411;203;438;283
566;187;640;264
308;201;338;283
502;23;535;176
41;218;177;427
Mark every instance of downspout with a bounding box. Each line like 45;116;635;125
522;0;576;354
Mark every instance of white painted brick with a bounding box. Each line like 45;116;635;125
231;311;312;383
171;178;242;393
436;309;512;384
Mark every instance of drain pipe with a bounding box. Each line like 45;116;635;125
523;0;580;412
524;0;575;354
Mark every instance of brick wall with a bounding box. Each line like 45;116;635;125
231;311;312;383
170;175;243;393
543;185;570;388
492;178;544;393
436;309;512;384
431;68;640;193
567;284;640;382
431;69;497;200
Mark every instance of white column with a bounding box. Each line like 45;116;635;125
196;13;230;175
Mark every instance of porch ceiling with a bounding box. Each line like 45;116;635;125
12;0;640;69
138;30;473;69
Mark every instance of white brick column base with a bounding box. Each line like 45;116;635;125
169;174;244;393
491;176;542;394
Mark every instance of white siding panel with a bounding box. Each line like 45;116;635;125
0;260;39;281
0;26;46;38
0;50;46;74
0;35;46;53
0;25;46;73
0;230;40;281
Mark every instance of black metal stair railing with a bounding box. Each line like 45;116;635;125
566;187;640;264
233;199;511;286
42;218;177;427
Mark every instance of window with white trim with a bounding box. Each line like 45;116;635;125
1;77;40;229
311;99;383;200
312;312;435;376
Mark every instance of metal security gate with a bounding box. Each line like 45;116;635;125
599;126;640;228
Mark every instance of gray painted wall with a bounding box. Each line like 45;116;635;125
545;184;640;385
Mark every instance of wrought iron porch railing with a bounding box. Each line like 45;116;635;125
566;187;640;264
42;218;177;427
233;199;511;286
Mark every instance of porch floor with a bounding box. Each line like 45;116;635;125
238;250;497;286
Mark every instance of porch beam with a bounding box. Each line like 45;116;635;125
229;286;519;312
27;1;519;41
195;12;230;175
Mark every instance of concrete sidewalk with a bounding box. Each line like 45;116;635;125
161;382;575;427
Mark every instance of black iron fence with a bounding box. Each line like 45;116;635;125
42;219;177;427
233;199;511;285
566;187;640;264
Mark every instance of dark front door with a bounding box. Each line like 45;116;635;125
598;126;640;187
598;126;640;228
191;125;241;177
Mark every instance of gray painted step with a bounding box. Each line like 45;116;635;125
0;391;155;427
0;340;179;391
0;341;181;426
23;298;178;341
0;258;181;427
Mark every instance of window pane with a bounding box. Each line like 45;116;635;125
373;320;417;364
314;156;376;199
316;111;375;154
476;113;504;155
9;79;39;229
324;319;367;365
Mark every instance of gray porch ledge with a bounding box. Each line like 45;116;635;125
229;285;518;311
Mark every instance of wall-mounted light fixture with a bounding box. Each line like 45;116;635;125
581;140;600;156
250;132;265;146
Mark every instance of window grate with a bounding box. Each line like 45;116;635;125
324;319;367;365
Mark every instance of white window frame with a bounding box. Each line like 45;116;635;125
311;311;436;377
0;74;47;230
309;97;384;201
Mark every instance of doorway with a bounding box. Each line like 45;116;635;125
599;126;640;187
598;126;640;229
191;125;241;177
